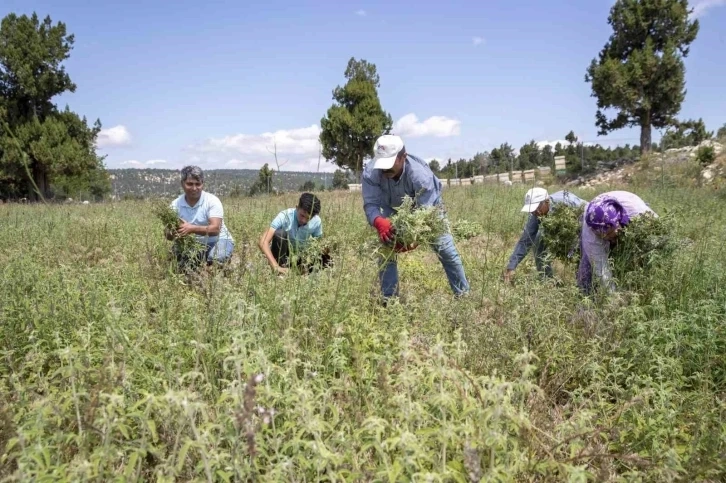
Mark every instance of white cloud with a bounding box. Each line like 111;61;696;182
472;36;484;46
119;159;168;168
225;157;337;173
198;124;321;157
393;113;461;138
190;124;330;172
97;125;131;147
190;114;459;172
691;0;726;17
355;9;366;16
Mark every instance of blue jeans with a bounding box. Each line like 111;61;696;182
174;238;234;271
379;232;470;298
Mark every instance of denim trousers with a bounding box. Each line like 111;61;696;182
378;231;470;298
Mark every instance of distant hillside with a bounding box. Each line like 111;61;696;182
108;168;342;198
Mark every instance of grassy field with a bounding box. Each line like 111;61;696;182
1;181;725;481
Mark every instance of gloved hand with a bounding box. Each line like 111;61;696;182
394;242;418;253
373;216;395;243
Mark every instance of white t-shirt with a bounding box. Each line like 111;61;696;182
170;191;234;244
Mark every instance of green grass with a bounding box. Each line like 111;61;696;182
1;182;725;481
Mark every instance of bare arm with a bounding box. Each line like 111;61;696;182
258;227;284;272
177;217;222;237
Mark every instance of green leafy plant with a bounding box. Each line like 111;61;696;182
451;219;483;241
1;186;725;481
152;201;204;261
695;145;716;166
390;195;448;246
289;235;339;272
540;204;585;265
366;195;449;258
610;211;681;279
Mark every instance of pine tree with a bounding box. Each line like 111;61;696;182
585;0;699;153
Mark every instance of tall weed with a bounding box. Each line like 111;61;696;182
1;185;724;480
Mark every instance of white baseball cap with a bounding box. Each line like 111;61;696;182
372;134;404;170
521;187;549;212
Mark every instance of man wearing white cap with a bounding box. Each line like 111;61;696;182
503;187;586;284
362;134;470;302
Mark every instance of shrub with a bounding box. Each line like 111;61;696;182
451;219;483;241
695;145;716;166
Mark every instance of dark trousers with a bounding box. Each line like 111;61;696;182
272;229;332;273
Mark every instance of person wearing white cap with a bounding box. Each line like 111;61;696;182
362;134;470;302
503;187;587;284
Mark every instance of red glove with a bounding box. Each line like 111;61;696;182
394;242;418;253
373;216;395;243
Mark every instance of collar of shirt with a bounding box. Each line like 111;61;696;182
180;191;205;208
388;158;408;184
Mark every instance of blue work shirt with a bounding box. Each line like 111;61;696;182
361;154;443;225
506;190;586;270
270;207;322;249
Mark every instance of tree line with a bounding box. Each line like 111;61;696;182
109;166;353;200
317;0;719;177
2;1;723;201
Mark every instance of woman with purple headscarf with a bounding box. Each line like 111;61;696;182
577;190;656;294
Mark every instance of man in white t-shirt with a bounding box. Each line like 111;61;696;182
258;192;331;275
166;165;234;271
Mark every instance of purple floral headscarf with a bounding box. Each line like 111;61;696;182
585;194;630;234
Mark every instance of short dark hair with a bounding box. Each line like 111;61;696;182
298;192;321;217
180;165;204;183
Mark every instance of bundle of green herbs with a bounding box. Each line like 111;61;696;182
153;201;204;259
289;235;339;271
540;203;585;265
369;195;448;257
611;211;680;274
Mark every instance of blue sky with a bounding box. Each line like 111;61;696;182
7;0;726;172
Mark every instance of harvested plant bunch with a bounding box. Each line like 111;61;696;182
451;219;483;241
153;201;204;257
389;195;448;247
541;204;585;265
368;196;448;257
153;202;182;230
611;211;680;273
291;235;339;270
